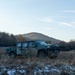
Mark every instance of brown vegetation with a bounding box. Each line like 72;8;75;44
0;50;75;66
0;50;75;75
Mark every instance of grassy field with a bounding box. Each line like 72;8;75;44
0;50;75;75
0;50;75;66
0;47;75;66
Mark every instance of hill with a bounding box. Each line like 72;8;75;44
23;32;61;44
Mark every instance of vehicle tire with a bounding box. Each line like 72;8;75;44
38;51;46;58
47;50;52;56
47;49;60;59
49;54;58;59
9;52;16;59
47;50;53;58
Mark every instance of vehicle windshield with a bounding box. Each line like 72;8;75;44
36;40;47;45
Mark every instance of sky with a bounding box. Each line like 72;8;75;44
0;0;75;42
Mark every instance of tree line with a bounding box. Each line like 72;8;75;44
59;40;75;51
0;32;27;47
0;32;16;46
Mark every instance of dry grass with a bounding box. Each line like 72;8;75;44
0;50;75;66
0;50;75;75
0;47;75;66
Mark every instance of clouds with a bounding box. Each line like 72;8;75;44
59;22;72;27
39;17;55;23
59;21;75;27
45;27;53;30
63;10;75;13
39;17;75;28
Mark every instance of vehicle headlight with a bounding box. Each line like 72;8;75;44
47;46;50;48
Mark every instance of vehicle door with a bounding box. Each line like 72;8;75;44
28;41;37;57
17;43;22;54
21;42;28;56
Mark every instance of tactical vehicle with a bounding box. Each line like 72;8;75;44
6;40;60;58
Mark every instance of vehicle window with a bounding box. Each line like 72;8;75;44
17;43;21;50
28;42;35;47
36;41;47;45
17;43;21;48
22;43;27;48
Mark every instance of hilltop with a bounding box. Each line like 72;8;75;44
22;32;61;44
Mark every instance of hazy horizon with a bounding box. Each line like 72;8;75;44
0;0;75;42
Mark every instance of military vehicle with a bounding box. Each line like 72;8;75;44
6;40;60;58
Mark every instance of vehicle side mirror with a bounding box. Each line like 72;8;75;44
29;43;36;48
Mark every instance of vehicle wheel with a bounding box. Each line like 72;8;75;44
47;50;52;56
9;52;16;59
38;51;46;58
47;50;53;58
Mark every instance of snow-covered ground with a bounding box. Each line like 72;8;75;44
33;64;75;75
0;66;26;75
0;64;75;75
